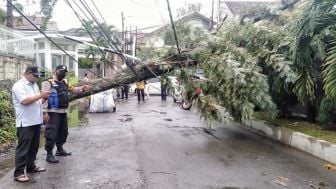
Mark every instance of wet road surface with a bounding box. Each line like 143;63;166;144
0;96;335;189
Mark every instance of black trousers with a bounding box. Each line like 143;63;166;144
137;89;145;101
121;86;129;99
45;112;68;153
161;88;167;101
14;124;41;177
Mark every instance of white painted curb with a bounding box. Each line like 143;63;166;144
244;120;336;164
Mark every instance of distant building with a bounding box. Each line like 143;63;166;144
13;15;59;31
223;0;279;18
0;26;35;80
21;32;83;76
137;12;214;49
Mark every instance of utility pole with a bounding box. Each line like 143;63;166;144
217;0;220;24
125;26;128;54
7;0;13;28
211;0;214;30
135;27;138;57
121;12;125;53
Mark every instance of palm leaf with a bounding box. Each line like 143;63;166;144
323;40;336;99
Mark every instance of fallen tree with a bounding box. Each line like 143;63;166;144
69;59;196;101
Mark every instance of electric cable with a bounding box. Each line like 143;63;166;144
77;0;121;52
68;0;139;77
165;0;182;62
6;0;110;82
64;0;122;74
88;0;123;51
74;0;138;77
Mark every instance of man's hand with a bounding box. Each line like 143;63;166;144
40;91;50;99
43;113;49;124
82;85;92;93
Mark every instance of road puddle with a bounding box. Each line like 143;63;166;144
0;100;89;178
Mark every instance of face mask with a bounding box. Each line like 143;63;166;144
57;71;66;81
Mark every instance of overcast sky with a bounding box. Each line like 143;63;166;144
52;0;214;31
0;0;276;31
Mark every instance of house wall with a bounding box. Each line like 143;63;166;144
34;38;79;76
0;54;33;81
141;35;165;48
139;15;212;48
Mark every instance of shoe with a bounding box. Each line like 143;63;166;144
14;175;29;182
46;154;59;163
55;148;72;156
27;166;46;173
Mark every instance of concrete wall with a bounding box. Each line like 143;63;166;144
245;120;336;164
0;54;33;81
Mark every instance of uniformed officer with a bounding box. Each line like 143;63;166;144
42;65;91;163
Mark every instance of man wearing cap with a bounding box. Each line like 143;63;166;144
42;65;91;163
12;66;50;182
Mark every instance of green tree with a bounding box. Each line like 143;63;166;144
40;0;58;30
291;0;336;124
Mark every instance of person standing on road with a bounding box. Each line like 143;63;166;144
136;80;145;102
12;66;50;182
160;76;168;101
121;84;129;100
42;65;91;163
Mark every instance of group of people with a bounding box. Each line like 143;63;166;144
11;65;91;182
11;65;169;183
135;76;169;102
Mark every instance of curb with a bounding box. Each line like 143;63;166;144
244;120;336;164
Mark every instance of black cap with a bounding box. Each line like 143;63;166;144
25;65;41;77
55;65;68;72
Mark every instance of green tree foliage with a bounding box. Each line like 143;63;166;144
40;0;58;30
79;57;93;68
0;7;6;24
176;3;201;18
0;90;16;143
292;0;336;124
163;3;298;124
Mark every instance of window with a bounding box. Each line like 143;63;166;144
38;53;45;68
38;42;45;49
69;55;75;71
52;54;61;69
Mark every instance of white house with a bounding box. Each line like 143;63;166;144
18;31;92;76
138;12;213;49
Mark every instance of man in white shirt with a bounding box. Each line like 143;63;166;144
12;66;50;182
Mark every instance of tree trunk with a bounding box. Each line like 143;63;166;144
306;103;316;122
69;61;194;101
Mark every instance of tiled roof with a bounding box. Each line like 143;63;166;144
224;0;279;15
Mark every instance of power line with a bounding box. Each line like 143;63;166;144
64;0;122;74
73;0;139;77
153;0;167;25
6;0;109;82
165;0;182;61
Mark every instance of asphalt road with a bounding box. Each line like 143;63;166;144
0;96;335;189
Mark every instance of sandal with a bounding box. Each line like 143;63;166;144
14;175;29;182
27;166;46;173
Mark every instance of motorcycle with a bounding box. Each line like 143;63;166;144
171;75;207;110
172;81;192;110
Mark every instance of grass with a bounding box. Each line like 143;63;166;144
253;112;336;144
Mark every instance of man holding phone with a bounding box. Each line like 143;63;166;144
12;65;50;182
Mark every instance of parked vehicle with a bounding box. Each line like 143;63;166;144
171;73;207;110
171;78;192;110
146;77;161;95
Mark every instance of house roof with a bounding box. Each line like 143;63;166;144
224;0;278;15
13;16;59;31
138;12;214;40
